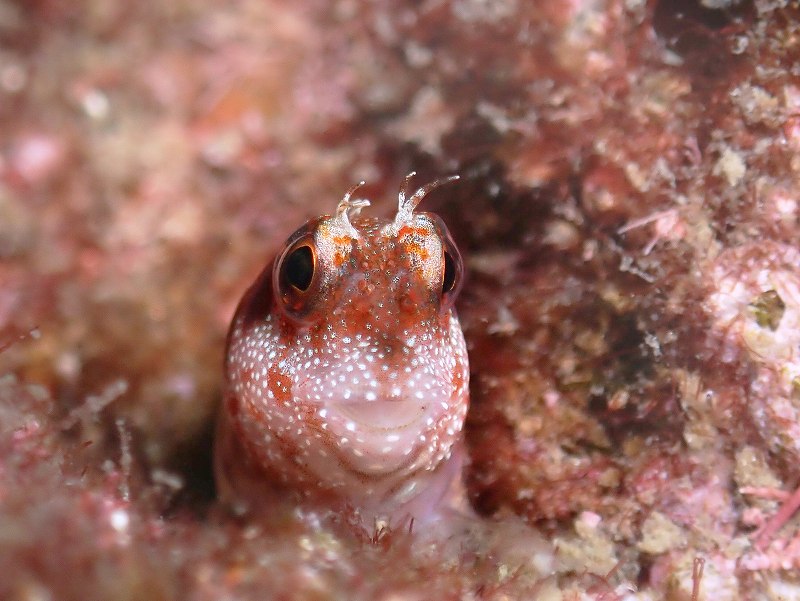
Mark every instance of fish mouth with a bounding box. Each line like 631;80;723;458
314;395;442;476
332;398;428;431
293;365;456;476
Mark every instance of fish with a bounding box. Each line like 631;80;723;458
215;173;469;532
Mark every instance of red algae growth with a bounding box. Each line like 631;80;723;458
2;0;800;599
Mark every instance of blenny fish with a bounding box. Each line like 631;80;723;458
215;173;469;530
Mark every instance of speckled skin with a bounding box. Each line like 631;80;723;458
215;176;469;529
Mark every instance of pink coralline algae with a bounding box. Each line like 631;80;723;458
3;1;800;599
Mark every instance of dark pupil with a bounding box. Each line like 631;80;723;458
442;251;457;293
284;246;314;291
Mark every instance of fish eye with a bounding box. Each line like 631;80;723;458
442;250;457;294
274;235;320;317
440;236;463;309
283;245;315;292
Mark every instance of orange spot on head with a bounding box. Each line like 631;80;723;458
328;235;354;267
403;241;430;261
333;251;348;267
397;225;430;238
268;364;293;405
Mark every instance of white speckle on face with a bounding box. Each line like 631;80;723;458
222;202;469;521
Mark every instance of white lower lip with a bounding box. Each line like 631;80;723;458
317;398;440;475
333;399;426;431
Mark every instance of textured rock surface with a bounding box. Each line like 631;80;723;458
1;0;800;598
